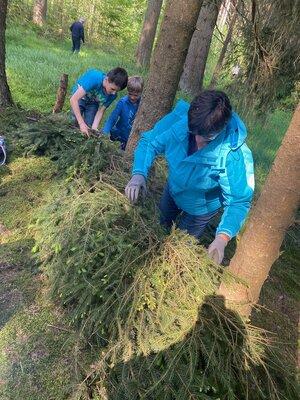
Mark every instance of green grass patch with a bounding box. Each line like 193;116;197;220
245;109;292;195
6;25;141;114
0;303;89;400
0;156;57;230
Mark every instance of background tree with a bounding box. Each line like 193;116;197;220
179;0;222;96
208;0;240;89
33;0;47;26
0;0;13;109
135;0;164;67
218;0;231;29
126;0;204;153
219;102;300;317
234;0;300;112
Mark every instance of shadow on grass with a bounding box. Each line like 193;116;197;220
98;295;299;400
0;238;38;327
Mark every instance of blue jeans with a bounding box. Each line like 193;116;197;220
70;97;99;126
159;183;219;238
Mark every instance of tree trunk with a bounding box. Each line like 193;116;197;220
0;0;13;109
218;102;300;317
208;1;239;89
33;0;48;26
53;74;68;113
126;0;204;154
179;0;222;96
135;0;164;67
219;0;231;29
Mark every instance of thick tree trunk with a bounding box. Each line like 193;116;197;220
208;2;239;89
219;102;300;317
126;0;204;154
179;0;222;96
53;74;68;113
135;0;163;67
0;0;13;109
33;0;48;26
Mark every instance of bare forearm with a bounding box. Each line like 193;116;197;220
70;97;85;126
92;106;106;130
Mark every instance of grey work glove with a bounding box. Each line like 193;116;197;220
208;236;228;264
125;174;147;203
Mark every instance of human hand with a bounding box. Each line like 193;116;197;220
89;129;102;138
125;174;147;203
79;121;90;137
208;235;228;264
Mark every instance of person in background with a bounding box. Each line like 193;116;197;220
125;90;254;264
102;75;144;150
70;17;85;53
70;67;128;137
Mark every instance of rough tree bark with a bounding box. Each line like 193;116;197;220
208;1;239;89
219;102;300;317
53;74;68;113
126;0;204;154
33;0;48;26
0;0;13;109
135;0;164;68
179;0;222;96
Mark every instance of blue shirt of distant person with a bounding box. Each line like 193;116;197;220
70;17;85;53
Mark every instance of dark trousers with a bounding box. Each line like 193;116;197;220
110;128;127;150
159;183;219;238
70;98;99;126
72;38;81;53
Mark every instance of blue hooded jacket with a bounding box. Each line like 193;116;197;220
103;95;141;143
132;100;255;239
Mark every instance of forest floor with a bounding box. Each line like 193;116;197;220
0;23;299;398
0;110;299;400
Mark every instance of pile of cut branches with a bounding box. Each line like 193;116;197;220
8;113;130;183
27;114;298;399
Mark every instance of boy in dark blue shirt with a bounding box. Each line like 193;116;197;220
103;76;144;150
70;67;128;137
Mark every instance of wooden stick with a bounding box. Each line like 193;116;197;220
53;73;68;113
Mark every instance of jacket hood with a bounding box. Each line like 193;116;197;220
226;112;247;150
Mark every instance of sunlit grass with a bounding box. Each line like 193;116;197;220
5;24;293;194
246;110;291;195
6;25;138;113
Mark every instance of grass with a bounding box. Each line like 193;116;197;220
246;109;292;195
1;23;298;399
0;145;93;399
6;25;140;114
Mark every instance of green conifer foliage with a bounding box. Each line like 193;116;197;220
14;114;298;399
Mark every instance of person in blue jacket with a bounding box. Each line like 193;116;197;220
125;90;254;264
70;67;128;137
70;17;85;53
103;75;144;150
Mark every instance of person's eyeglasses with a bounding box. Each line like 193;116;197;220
188;129;224;141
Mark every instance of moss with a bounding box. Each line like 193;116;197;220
0;156;57;229
0;304;89;400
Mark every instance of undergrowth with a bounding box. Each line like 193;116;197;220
14;117;295;399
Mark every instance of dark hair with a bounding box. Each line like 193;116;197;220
107;67;128;90
188;90;232;136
